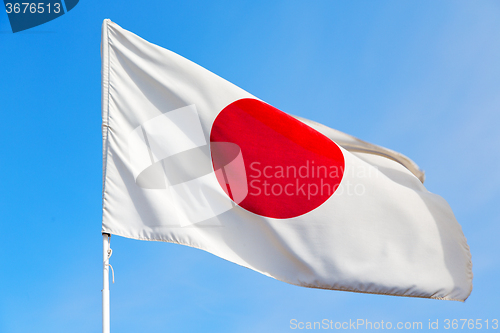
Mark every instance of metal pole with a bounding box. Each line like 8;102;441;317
102;233;110;333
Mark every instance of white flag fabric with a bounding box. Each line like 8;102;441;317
101;19;472;301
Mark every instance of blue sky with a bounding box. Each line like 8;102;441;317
1;1;499;332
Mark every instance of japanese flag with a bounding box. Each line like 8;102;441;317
101;19;472;301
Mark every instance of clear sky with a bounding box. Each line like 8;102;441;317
1;1;499;332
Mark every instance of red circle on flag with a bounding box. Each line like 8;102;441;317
210;98;344;219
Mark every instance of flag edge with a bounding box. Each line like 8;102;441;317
103;229;469;302
101;18;112;228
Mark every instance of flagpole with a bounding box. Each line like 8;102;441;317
102;233;111;333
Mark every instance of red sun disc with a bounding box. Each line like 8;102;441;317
210;98;344;219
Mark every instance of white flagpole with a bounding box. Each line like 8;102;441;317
102;233;110;333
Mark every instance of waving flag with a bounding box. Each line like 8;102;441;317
101;19;472;301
